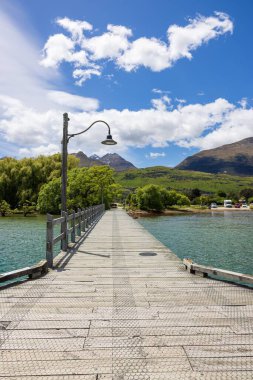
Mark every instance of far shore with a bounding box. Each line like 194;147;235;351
127;206;253;218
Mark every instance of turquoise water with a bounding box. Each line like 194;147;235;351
0;216;60;274
1;211;253;278
138;211;253;276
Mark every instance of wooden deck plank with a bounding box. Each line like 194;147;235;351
1;209;253;378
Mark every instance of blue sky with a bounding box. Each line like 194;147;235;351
1;0;253;167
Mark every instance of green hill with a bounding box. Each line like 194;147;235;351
115;166;253;194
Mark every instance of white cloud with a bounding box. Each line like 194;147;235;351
238;97;247;109
83;24;132;60
182;107;253;150
47;91;99;111
0;5;57;109
152;88;171;95
117;37;170;71
175;98;186;104
41;12;233;84
19;144;59;157
73;68;101;85
0;6;247;160
2;92;252;159
41;34;75;68
149;152;166;158
167;12;233;63
56;17;92;42
151;95;172;111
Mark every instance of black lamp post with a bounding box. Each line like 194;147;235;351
61;112;117;212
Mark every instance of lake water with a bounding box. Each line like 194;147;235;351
138;211;253;276
0;215;60;274
1;211;253;278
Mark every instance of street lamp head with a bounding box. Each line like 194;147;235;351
101;134;117;145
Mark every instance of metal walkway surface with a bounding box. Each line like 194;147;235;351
1;209;253;379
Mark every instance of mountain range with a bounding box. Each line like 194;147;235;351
71;137;253;176
71;152;136;172
176;137;253;176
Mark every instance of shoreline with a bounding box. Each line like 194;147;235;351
128;207;253;218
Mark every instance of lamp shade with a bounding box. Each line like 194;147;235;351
101;134;117;145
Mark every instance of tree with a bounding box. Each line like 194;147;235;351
37;166;121;213
20;201;37;216
217;190;226;198
176;193;191;206
37;178;61;214
240;188;253;201
67;166;116;210
0;154;79;210
127;193;138;209
0;200;11;216
136;185;164;211
199;195;210;206
189;188;201;200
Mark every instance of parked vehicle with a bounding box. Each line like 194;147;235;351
234;203;241;208
224;200;232;208
210;202;218;208
242;204;248;208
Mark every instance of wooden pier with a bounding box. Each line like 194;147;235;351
1;209;253;379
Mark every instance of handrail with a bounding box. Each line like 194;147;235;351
183;258;253;285
46;204;105;268
0;260;48;284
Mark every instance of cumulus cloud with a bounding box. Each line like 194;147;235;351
1;92;253;158
41;12;233;84
82;24;132;60
167;12;233;63
56;17;92;42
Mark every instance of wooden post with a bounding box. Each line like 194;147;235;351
71;211;75;243
91;206;94;224
77;208;81;236
46;214;53;269
61;211;68;251
84;209;87;230
87;207;90;227
81;209;85;232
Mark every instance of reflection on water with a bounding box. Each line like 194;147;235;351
138;211;253;275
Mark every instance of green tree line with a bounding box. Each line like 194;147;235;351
126;184;190;211
0;155;122;215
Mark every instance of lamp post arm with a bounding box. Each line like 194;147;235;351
67;120;111;142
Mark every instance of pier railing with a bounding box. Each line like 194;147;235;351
0;204;105;285
46;204;105;268
183;258;253;285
